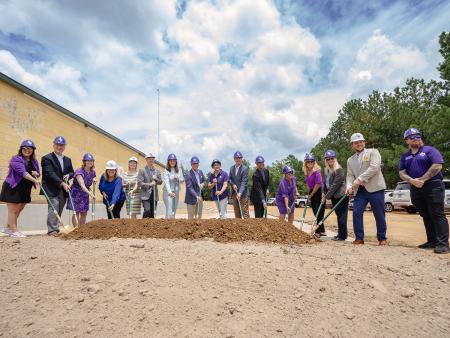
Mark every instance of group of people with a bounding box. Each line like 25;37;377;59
0;128;448;254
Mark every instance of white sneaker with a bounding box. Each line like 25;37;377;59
10;231;26;238
0;227;13;236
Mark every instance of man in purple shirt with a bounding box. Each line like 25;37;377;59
399;128;448;254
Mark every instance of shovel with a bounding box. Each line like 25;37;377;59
299;202;308;231
233;186;244;219
41;185;73;233
309;201;325;237
91;183;96;221
311;194;347;235
64;178;79;227
104;197;115;219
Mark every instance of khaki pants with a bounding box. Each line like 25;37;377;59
232;192;249;219
187;200;203;219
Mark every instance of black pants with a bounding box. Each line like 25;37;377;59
411;180;449;248
106;199;125;219
142;190;157;218
310;188;325;233
332;195;349;240
254;202;265;218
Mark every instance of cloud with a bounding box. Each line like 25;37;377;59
0;0;448;173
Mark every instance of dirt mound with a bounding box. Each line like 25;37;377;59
63;218;313;245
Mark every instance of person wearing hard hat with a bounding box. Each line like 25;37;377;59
0;140;41;237
399;128;448;254
229;151;250;219
138;153;162;218
99;160;126;219
66;153;96;226
208;159;229;219
184;156;206;219
162;153;185;219
346;133;387;245
41;136;74;236
322;150;348;241
250;155;270;218
276;165;298;224
122;156;141;219
303;153;326;236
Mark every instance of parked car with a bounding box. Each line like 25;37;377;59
267;197;277;206
384;190;394;212
444;179;450;210
295;196;308;208
392;181;416;213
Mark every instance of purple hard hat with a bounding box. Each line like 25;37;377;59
53;136;67;145
304;153;315;161
233;151;243;159
255;155;265;164
191;156;200;164
403;127;421;139
167;153;177;161
211;159;221;167
324;150;336;159
282;165;294;174
20;139;36;149
83;153;94;161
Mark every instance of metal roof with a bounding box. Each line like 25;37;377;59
0;71;163;166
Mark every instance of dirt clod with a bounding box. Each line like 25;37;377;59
63;218;312;245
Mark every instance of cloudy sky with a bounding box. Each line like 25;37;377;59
1;0;449;169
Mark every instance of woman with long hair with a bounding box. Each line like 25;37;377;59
322;150;349;241
162;154;184;219
0;140;41;237
303;153;326;237
99;160;126;219
66;153;96;226
208;159;229;219
122;156;141;219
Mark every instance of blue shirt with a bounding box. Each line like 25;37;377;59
99;175;126;205
399;146;444;180
209;170;229;200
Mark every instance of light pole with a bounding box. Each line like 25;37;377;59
157;88;160;159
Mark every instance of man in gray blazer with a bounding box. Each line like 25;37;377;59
346;133;387;245
138;153;162;218
229;151;250;219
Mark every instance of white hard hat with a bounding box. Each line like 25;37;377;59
350;133;365;143
128;156;138;163
145;153;155;159
105;160;118;170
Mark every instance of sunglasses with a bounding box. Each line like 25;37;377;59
22;147;34;151
326;157;335;161
407;134;421;140
305;161;315;164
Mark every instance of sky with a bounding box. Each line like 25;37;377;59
0;0;449;171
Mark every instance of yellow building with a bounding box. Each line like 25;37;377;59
0;72;184;203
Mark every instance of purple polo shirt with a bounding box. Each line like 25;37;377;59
305;170;323;191
399;146;444;180
5;155;40;189
209;170;229;200
275;177;297;204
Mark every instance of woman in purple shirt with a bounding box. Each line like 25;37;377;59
0;140;41;237
275;165;298;224
303;154;326;236
66;153;96;226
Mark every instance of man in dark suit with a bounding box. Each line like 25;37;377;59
184;156;205;219
41;136;74;235
229;151;250;219
250;156;270;218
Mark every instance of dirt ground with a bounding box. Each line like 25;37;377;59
1;231;449;337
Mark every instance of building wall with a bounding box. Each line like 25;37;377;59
0;79;184;203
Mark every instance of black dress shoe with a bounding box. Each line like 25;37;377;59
319;232;327;237
418;242;437;249
331;236;345;241
434;246;449;254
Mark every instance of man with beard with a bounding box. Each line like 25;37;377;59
250;156;270;218
399;128;449;254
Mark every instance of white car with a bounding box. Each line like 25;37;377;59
393;179;450;213
384;190;394;212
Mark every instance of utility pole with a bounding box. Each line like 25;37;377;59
157;88;160;159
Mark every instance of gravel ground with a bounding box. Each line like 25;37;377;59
1;235;449;338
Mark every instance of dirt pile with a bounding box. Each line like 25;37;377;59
63;218;313;245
